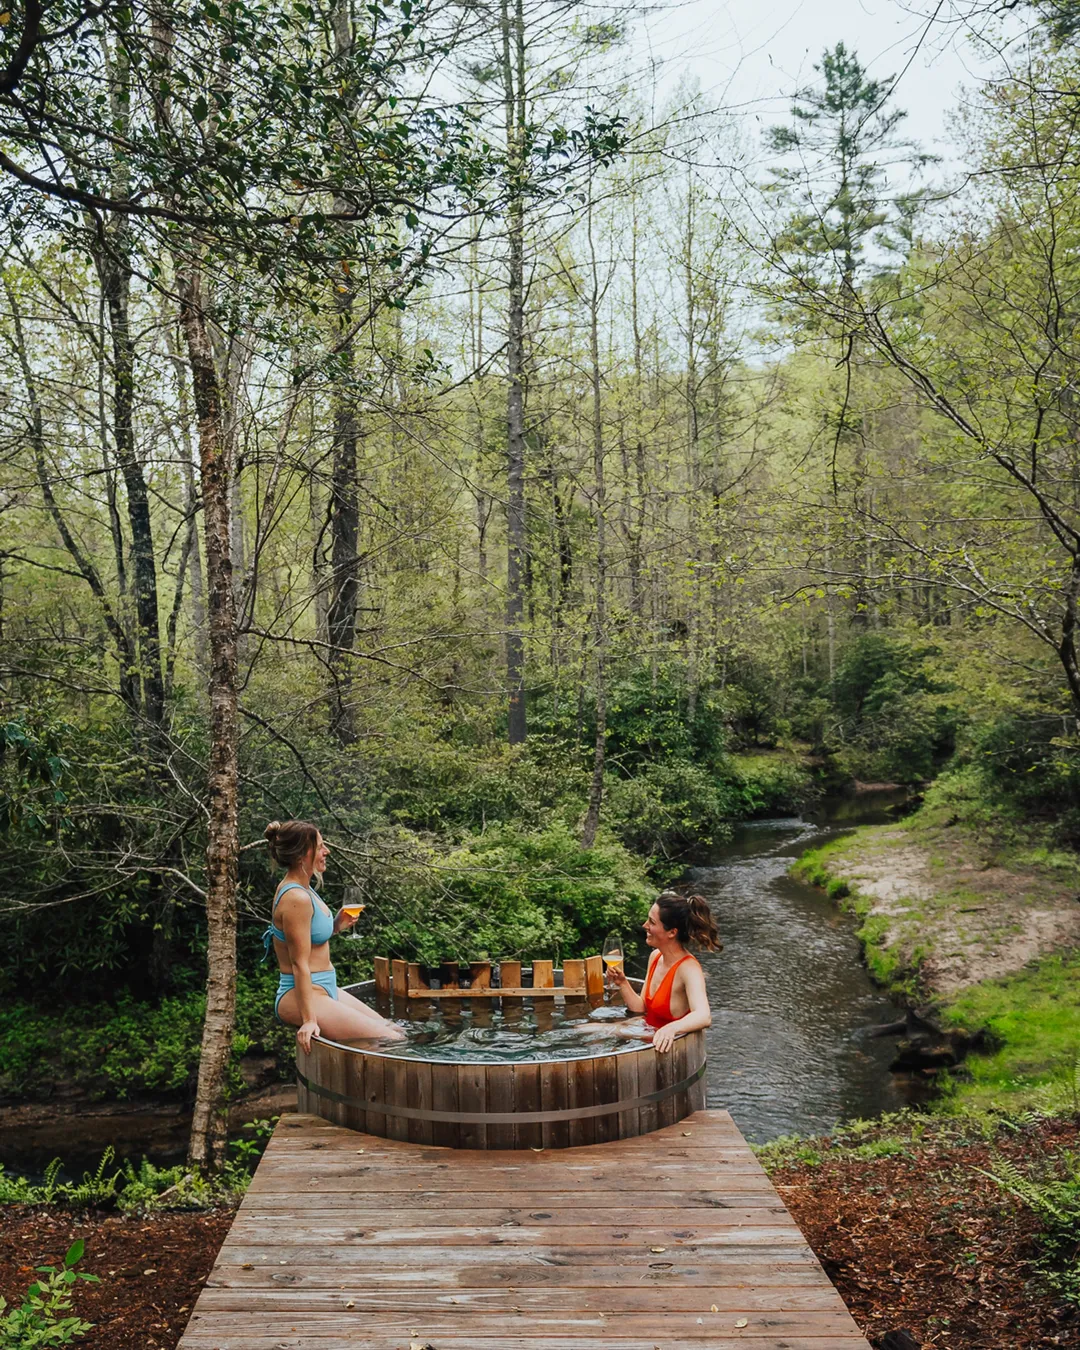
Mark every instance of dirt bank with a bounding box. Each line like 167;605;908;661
797;819;1080;1001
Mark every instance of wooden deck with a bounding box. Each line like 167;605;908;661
178;1109;870;1350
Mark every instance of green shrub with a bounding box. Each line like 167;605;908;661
605;759;740;862
0;1239;98;1349
0;973;290;1101
983;1152;1080;1305
357;820;654;964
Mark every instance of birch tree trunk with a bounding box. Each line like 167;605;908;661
177;255;240;1172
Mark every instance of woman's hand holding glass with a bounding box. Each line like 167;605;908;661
336;887;366;938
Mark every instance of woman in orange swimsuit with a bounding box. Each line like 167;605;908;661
607;891;721;1052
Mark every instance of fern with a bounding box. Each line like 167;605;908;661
978;1151;1080;1306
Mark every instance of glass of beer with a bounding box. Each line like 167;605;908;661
602;931;624;998
341;887;366;939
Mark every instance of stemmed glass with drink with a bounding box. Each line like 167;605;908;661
340;886;366;940
602;931;624;1000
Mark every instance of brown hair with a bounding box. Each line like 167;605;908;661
264;819;320;871
656;891;722;951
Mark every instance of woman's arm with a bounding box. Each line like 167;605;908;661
651;961;711;1053
281;894;320;1051
608;952;654;1015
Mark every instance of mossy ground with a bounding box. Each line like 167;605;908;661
792;787;1080;1112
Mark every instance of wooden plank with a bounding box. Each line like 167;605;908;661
592;1052;620;1144
235;1188;785;1211
225;1218;804;1245
499;960;522;991
198;1283;844;1310
205;1264;838;1291
405;1058;434;1146
562;958;585;991
440;959;461;987
566;1057;595;1148
615;1049;639;1139
215;1242;824;1268
584;953;604;998
407;985;579;999
183;1337;870;1350
532;959;554;989
341;1044;366;1133
485;1059;516;1150
468;960;492;989
373;956;390;994
232;1215;783;1236
359;1053;384;1141
539;1059;570;1150
456;1061;487;1149
430;1061;459;1149
391;958;407;1000
381;1054;409;1142
183;1310;863;1336
513;1061;542;1150
406;961;426;991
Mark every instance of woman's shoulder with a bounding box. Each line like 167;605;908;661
275;880;313;905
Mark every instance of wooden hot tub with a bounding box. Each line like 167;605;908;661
295;977;707;1149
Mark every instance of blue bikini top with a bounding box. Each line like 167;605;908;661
262;882;335;960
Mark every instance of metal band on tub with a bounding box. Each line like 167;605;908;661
296;1058;706;1125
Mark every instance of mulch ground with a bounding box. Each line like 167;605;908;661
2;1116;1078;1350
0;1205;235;1350
773;1115;1080;1349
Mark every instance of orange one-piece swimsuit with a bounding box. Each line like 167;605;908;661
642;953;692;1028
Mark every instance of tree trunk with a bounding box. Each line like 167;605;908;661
177;255;240;1172
98;243;166;727
326;0;361;744
501;0;527;745
582;186;607;850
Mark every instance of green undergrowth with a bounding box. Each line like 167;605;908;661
755;1101;1080;1172
0;1121;274;1214
0;972;292;1102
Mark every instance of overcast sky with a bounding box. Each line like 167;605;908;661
633;0;1008;164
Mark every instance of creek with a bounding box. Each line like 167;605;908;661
678;788;924;1143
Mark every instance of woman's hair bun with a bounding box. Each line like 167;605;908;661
264;819;320;870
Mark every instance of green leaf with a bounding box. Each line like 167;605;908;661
64;1239;85;1267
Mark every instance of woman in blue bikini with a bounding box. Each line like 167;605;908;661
264;819;403;1052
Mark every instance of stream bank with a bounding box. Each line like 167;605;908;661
793;778;1080;1110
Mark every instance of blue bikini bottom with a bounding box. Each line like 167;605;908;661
274;968;339;1019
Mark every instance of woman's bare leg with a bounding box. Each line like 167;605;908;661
337;986;404;1039
277;986;402;1040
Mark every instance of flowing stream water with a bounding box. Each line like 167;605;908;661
681;790;920;1142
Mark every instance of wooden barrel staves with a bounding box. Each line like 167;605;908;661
296;979;708;1148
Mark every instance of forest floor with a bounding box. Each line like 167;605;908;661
762;1110;1080;1349
2;1112;1077;1350
0;1204;234;1350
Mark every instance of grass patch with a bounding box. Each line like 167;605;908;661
941;954;1080;1110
